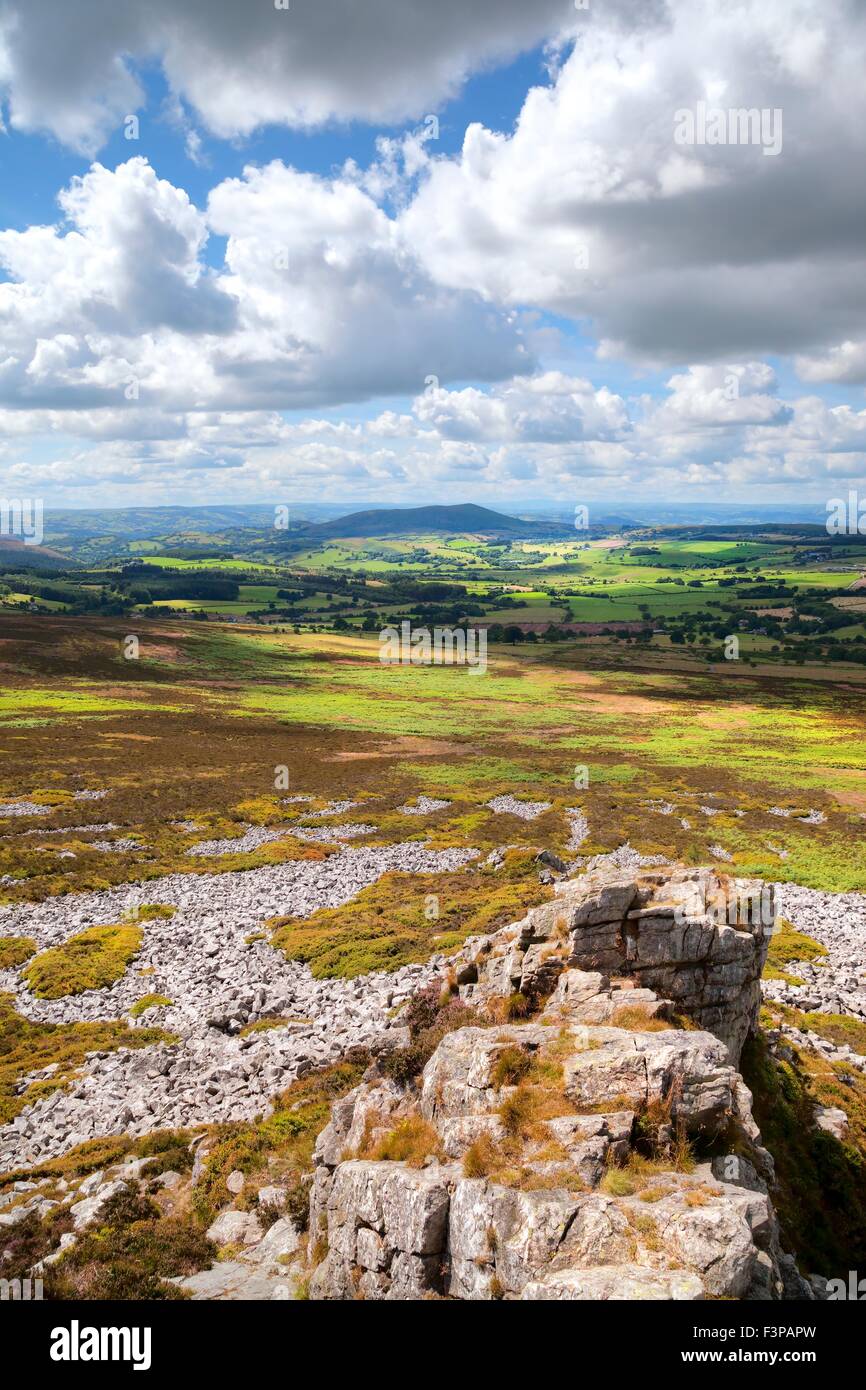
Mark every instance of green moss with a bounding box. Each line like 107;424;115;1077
762;964;805;986
23;922;143;998
237;1016;307;1037
0;936;36;969
765;920;827;976
130;993;172;1017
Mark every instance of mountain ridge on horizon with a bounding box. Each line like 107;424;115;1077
295;502;571;539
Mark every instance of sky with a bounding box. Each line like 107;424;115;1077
0;0;864;513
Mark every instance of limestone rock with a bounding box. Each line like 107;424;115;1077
311;1160;455;1299
521;1266;705;1300
304;909;803;1303
813;1105;848;1141
456;864;771;1064
562;1027;737;1136
244;1216;300;1266
206;1209;263;1247
171;1262;295;1300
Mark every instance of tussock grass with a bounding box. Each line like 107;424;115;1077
458;1032;581;1188
371;1117;443;1168
491;1045;533;1089
609;1005;672;1032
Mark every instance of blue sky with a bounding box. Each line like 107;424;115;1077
0;0;863;512
0;49;549;232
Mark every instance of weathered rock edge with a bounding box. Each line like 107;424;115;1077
306;866;818;1301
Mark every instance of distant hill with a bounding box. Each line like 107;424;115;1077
0;539;72;571
298;503;570;539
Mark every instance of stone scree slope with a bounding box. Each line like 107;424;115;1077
305;866;815;1302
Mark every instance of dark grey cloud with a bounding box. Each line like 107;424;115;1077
0;0;574;149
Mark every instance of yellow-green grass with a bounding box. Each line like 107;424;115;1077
139;556;281;573
130;993;172;1017
23;923;144;998
1;614;865;907
766;1000;866;1057
369;1116;443;1167
0;687;179;724
237;1016;309;1037
0;817;337;905
800;1012;866;1055
764;920;828;984
0;936;36;968
268;848;552;978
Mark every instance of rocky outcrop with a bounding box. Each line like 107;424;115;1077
454;863;772;1063
305;865;811;1302
306;993;805;1300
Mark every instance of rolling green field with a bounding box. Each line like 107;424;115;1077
4;526;864;646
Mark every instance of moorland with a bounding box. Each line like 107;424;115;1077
1;505;865;1295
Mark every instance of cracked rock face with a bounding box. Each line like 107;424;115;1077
453;863;772;1064
305;988;807;1301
